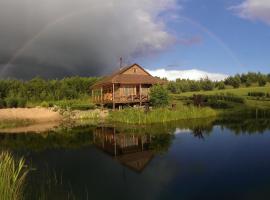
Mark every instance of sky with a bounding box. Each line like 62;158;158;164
0;0;269;80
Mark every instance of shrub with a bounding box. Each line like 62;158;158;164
0;99;6;108
17;98;27;108
5;97;18;108
217;82;225;90
200;78;214;91
248;92;265;97
207;99;231;109
258;77;267;87
40;101;49;108
150;84;170;107
70;104;95;110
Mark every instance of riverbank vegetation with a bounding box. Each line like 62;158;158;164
109;105;217;124
0;77;98;108
0;151;29;200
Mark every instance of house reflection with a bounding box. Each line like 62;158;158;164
93;127;154;172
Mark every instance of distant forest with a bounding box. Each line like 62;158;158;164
167;72;270;94
0;72;269;104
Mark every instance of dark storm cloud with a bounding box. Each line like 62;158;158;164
0;0;177;79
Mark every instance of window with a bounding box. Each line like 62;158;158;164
133;68;137;73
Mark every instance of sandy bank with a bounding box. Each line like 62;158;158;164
0;108;62;122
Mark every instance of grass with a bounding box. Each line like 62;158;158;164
173;85;270;117
0;119;33;129
0;151;29;200
109;104;217;124
176;85;270;98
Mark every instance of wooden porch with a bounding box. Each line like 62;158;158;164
92;83;150;106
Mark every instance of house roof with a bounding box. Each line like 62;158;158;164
91;63;164;88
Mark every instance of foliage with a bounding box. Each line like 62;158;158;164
0;151;29;200
149;84;170;107
200;78;214;91
108;105;217;124
0;99;6;108
216;81;225;90
0;77;99;107
225;75;241;88
5;97;18;108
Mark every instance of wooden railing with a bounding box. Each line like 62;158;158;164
94;94;149;103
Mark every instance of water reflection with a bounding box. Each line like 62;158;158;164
1;117;270;199
93;126;154;172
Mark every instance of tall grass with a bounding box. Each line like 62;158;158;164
0;151;29;200
109;105;217;124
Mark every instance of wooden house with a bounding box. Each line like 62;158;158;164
91;63;164;108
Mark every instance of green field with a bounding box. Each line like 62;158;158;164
172;86;270;115
175;85;270;97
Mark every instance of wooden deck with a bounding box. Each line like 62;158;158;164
93;94;149;104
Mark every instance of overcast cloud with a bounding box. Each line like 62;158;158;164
0;0;178;79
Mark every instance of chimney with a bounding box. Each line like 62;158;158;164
120;57;123;69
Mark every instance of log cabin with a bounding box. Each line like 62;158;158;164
91;63;164;108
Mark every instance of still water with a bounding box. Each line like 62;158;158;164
1;118;270;200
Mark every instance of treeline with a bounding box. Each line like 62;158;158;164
0;77;99;106
167;72;270;94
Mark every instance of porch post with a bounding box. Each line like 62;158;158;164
139;84;142;106
101;87;103;107
113;83;115;109
92;89;94;102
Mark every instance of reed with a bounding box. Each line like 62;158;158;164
0;151;29;200
109;105;217;124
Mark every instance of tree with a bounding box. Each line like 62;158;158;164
245;78;252;87
200;78;214;91
258;76;267;87
149;84;170;107
225;76;241;88
217;81;225;90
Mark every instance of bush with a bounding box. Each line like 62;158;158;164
0;99;6;108
150;84;170;107
201;78;214;91
258;78;267;87
217;82;225;90
248;92;265;97
5;97;18;108
70;104;95;110
207;99;231;109
40;101;49;108
17;98;27;108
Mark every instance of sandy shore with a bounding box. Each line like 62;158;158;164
0;108;63;133
0;108;62;122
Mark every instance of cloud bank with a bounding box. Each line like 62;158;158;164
147;68;228;81
0;0;177;79
232;0;270;24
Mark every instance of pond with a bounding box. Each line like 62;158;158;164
1;117;270;200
